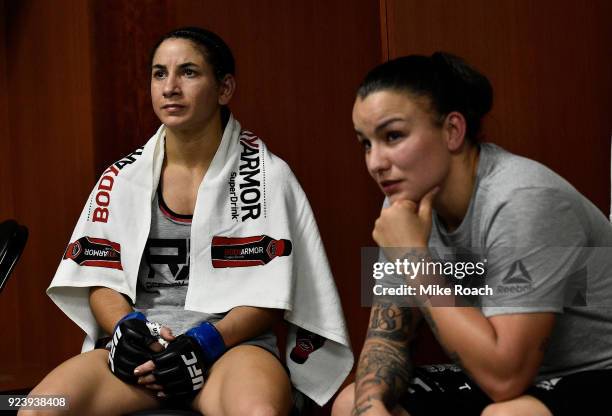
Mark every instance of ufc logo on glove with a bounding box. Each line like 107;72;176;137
181;352;204;390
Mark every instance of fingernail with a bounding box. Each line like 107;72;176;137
157;392;166;398
134;369;140;375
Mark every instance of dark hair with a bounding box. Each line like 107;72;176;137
357;52;493;143
150;26;235;83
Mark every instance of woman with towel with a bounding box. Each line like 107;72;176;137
332;53;612;415
23;27;306;416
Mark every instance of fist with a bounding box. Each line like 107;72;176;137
108;312;159;383
152;335;207;398
373;187;438;260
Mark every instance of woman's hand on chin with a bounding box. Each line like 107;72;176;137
373;187;438;261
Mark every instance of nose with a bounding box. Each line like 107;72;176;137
366;144;391;178
162;72;180;98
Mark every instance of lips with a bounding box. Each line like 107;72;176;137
162;104;185;111
379;179;403;194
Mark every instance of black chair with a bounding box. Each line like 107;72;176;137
0;219;28;292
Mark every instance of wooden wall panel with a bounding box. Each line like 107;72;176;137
0;0;94;391
0;0;12;221
0;0;18;390
384;0;612;213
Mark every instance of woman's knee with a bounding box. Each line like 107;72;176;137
229;400;287;416
25;349;158;415
481;396;552;416
207;389;290;416
18;410;63;416
196;346;292;416
331;382;355;416
18;352;106;416
29;350;108;395
481;403;512;416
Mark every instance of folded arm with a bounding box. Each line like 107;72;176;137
420;305;555;401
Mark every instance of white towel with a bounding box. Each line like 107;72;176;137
48;115;353;405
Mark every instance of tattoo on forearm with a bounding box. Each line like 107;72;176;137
368;302;410;342
357;343;412;390
370;302;400;330
352;398;373;416
354;300;418;413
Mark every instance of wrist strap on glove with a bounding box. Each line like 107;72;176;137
185;322;226;364
115;311;146;330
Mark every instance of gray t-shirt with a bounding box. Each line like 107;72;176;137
428;143;612;379
134;189;278;355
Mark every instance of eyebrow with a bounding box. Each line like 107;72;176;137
151;62;200;70
374;117;406;134
354;117;408;136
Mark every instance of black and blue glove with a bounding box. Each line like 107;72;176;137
152;322;226;398
108;311;159;384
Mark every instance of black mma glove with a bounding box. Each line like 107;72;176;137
108;311;159;384
152;322;226;398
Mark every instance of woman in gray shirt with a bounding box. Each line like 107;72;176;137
333;52;612;416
